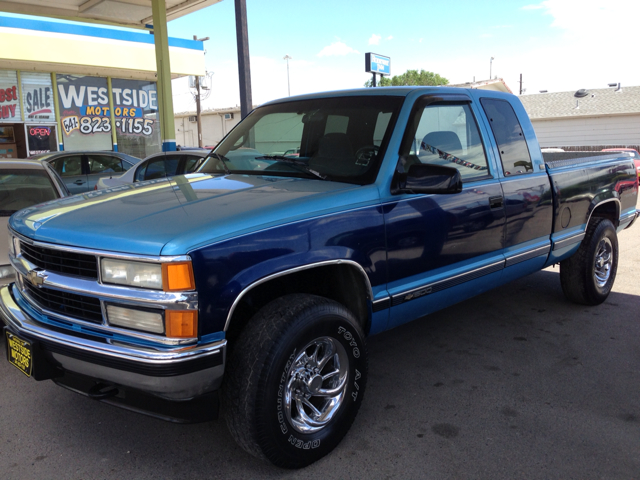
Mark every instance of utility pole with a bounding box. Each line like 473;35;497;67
193;35;209;148
235;0;253;119
490;57;494;80
519;73;523;95
283;55;292;96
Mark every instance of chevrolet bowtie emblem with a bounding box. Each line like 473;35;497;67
26;269;47;287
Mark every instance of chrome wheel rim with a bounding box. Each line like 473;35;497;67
284;336;349;434
594;237;613;287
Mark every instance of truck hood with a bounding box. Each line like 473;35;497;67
9;174;379;256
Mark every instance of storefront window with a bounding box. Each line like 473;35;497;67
27;125;57;155
56;74;112;151
112;78;161;158
0;70;22;123
21;72;56;123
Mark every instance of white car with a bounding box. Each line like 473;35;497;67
0;159;69;285
95;150;209;189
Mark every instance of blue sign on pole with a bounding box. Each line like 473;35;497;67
365;53;391;76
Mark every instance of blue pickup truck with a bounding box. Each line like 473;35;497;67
2;87;638;468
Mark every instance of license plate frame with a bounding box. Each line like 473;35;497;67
5;330;33;377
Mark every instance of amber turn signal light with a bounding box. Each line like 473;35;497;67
162;262;195;291
165;310;198;338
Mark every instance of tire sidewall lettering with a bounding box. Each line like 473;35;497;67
273;319;366;452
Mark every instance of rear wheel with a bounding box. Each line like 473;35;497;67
222;294;367;468
560;217;618;305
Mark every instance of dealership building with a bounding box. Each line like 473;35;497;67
0;15;205;159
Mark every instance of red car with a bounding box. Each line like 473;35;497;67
602;148;640;179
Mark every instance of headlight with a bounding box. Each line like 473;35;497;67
101;258;195;291
106;304;197;337
107;304;164;333
101;259;163;289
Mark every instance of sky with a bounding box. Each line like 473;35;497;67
3;0;637;113
166;0;640;112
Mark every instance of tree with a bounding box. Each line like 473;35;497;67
364;69;449;88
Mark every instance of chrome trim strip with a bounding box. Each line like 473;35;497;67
10;256;197;309
504;245;551;268
372;297;391;313
224;259;373;332
0;285;224;364
553;232;585;251
10;229;190;264
391;259;505;307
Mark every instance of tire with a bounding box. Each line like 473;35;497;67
222;294;368;468
560;217;618;305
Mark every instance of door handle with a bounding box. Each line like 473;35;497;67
74;180;85;185
489;195;503;209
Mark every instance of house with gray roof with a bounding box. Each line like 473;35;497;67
519;85;640;151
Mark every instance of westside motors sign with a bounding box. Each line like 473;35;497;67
57;76;158;137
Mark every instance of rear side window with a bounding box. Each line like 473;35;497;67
52;155;83;177
164;155;181;177
480;98;533;176
142;158;166;180
183;155;204;173
88;155;124;174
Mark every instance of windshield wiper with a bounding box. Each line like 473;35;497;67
255;155;327;181
201;152;231;175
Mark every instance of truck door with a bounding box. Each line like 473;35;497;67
384;96;506;329
478;97;553;277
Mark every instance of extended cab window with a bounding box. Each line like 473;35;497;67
480;98;533;176
403;102;490;182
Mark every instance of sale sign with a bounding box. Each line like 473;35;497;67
23;84;55;121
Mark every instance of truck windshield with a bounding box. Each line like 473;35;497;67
198;96;403;185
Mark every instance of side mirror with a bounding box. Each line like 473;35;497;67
394;163;462;194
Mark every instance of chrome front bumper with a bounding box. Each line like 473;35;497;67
0;284;226;401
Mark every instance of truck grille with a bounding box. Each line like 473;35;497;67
24;282;103;324
20;242;98;279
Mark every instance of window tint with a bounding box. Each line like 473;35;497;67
135;161;148;182
480;98;532;176
52;155;83;177
164;155;181;177
87;155;124;174
142;158;166;180
403;102;490;181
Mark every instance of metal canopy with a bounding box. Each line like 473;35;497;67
0;0;222;28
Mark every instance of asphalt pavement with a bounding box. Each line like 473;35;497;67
1;227;639;479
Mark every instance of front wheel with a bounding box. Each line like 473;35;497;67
560;217;618;305
222;294;368;468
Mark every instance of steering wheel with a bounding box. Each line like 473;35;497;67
354;145;380;166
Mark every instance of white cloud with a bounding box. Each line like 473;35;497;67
317;41;360;57
386;35;394;40
368;34;381;45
